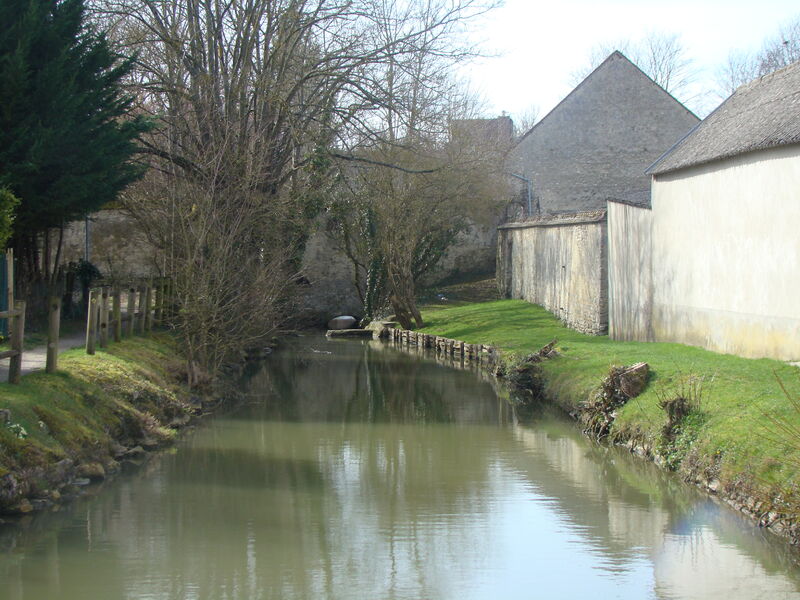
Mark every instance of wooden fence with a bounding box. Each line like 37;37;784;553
83;278;172;359
0;277;173;384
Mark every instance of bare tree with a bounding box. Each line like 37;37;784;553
513;105;539;137
714;51;761;99
89;0;498;378
329;42;510;329
758;16;800;74
714;15;800;100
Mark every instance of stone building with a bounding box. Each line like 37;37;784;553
498;52;699;334
608;59;800;360
507;51;699;216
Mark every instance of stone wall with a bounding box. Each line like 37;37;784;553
497;211;608;335
608;144;800;361
297;226;364;323
61;210;159;279
422;220;498;285
60;209;499;324
300;218;499;323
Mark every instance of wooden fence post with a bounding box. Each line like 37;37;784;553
137;284;147;334
112;287;122;342
154;278;163;326
86;291;97;355
99;287;109;348
127;287;137;336
162;278;171;321
8;301;25;384
5;248;13;321
46;296;61;373
144;281;153;332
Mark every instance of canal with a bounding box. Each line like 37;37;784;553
1;335;800;599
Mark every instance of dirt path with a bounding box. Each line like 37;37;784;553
0;332;88;381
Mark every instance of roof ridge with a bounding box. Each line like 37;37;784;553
648;58;800;176
514;51;697;147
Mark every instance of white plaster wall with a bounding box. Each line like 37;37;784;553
607;202;653;341
649;144;800;360
497;217;608;335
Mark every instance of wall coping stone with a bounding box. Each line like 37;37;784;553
499;209;607;230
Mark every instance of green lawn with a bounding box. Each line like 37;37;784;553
418;299;800;497
0;335;187;484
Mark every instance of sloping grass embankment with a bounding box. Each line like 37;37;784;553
418;299;800;530
0;335;192;514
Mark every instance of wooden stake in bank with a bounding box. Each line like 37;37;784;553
127;287;137;336
8;301;25;384
137;284;147;334
46;296;61;373
86;291;97;355
144;281;153;332
99;287;109;348
112;287;122;342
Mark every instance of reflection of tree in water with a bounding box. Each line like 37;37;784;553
242;337;510;425
4;337;800;599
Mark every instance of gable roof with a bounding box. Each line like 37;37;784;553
515;51;698;146
647;59;800;176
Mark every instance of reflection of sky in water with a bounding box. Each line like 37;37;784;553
1;337;800;599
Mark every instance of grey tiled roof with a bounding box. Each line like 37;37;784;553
647;60;800;175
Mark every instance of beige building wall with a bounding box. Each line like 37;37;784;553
497;212;608;335
609;144;800;360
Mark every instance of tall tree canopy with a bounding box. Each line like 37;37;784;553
95;0;497;379
0;0;150;279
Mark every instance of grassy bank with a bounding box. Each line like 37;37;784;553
418;298;800;524
0;335;192;513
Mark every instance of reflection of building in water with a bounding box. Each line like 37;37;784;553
512;424;800;599
4;338;800;599
655;532;800;599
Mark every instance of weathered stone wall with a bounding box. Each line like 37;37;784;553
497;212;608;335
300;219;499;323
608;144;800;361
61;210;159;279
422;220;498;284
607;200;653;341
297;226;364;323
507;52;699;215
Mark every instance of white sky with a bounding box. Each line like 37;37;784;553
462;0;800;122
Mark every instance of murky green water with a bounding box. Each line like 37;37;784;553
2;336;800;599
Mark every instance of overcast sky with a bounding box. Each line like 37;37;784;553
462;0;800;123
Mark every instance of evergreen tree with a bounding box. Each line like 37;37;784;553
0;0;150;280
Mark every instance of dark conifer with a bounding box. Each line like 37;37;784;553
0;0;150;280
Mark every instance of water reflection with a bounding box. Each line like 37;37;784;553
1;335;799;599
